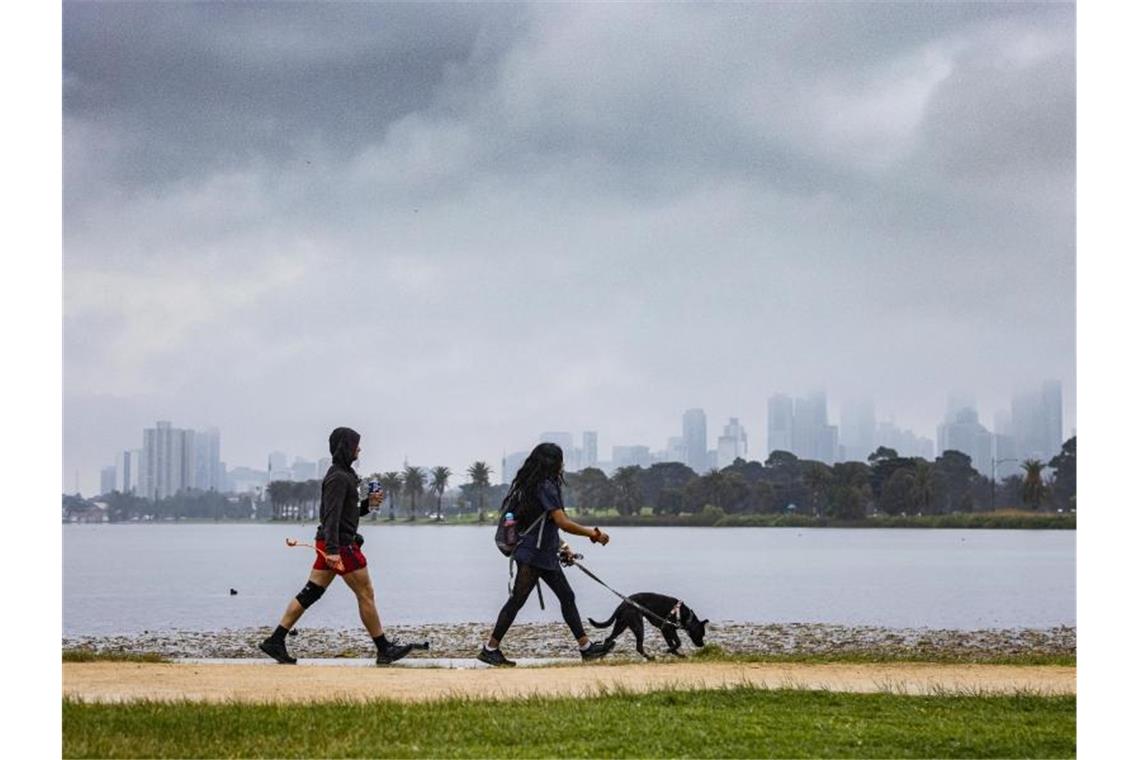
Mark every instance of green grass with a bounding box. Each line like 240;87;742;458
63;686;1074;758
686;644;1075;667
63;649;168;663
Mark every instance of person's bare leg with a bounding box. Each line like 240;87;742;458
341;566;382;638
279;569;335;629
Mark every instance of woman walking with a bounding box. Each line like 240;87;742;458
478;442;613;666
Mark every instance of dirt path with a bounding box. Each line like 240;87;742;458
64;661;1074;703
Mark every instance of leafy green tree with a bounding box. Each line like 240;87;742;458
379;472;402;521
1020;459;1049;510
429;466;451;520
267;480;292;520
868;446;900;463
881;469;913;515
568;467;612;515
466;461;493;522
1048;436;1076;510
639;462;698;514
402;465;426;520
803;462;833;517
908;460;943;515
933;451;977;515
611;466;644;516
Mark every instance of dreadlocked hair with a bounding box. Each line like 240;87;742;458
502;442;565;528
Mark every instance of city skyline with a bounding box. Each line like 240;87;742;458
64;3;1075;496
89;380;1068;496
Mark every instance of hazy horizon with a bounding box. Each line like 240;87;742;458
64;2;1075;494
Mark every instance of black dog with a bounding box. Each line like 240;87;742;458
588;592;708;660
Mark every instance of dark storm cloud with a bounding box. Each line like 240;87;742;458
63;2;1075;494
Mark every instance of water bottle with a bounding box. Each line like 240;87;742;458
504;511;518;546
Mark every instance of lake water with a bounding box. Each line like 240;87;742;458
63;524;1074;635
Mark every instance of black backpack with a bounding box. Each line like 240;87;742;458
493;490;546;557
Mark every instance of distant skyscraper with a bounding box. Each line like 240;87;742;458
502;451;527;485
1042;380;1063;454
291;457;317;481
665;436;685;464
100;465;116;495
141;421;195;500
317;457;331;475
716;417;748;468
1009;380;1064;462
582;432;598;468
193;427;222;491
767;395;794;455
937;401;992;471
682;409;708;472
115;449;140;494
840;399;876;463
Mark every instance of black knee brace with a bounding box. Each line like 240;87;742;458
295;581;327;609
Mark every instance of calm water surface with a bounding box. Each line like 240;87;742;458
63;524;1074;635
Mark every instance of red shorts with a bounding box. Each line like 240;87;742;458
313;539;367;576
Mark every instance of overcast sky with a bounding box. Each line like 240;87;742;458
63;1;1075;493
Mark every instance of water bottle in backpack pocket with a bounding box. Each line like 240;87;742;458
494;511;519;557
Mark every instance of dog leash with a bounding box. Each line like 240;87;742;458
285;538;344;572
567;557;682;630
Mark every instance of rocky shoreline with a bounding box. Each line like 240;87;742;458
63;622;1075;662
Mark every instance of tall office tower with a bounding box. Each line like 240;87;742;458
716;417;749;469
793;392;828;460
582;432;599;469
682;409;708;473
317;457;331;475
767;394;794;455
502;451;527;485
115;450;132;493
140;421;194;500
840;398;876;463
665;436;686;464
291;457;317;481
1010;381;1064;462
937;401;992;471
100;465;117;495
539;431;575;452
193;427;222;491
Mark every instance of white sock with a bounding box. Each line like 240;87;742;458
485;642;498;651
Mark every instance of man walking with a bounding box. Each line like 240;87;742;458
259;426;414;665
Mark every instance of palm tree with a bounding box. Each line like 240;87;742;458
402;465;425;520
266;480;291;520
378;472;403;522
467;461;493;523
1021;459;1049;511
429;466;451;521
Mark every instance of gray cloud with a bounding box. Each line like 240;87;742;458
64;2;1075;493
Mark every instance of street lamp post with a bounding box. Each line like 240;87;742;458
991;458;1019;511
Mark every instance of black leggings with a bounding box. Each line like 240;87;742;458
491;562;586;642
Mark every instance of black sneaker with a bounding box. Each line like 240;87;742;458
580;640;615;662
376;639;415;665
258;636;297;664
477;647;516;667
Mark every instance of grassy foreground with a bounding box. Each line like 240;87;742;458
63;686;1074;759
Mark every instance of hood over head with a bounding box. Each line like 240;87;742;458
329;426;361;469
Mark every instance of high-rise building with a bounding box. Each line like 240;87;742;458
582;432;598;469
682;409;707;472
937;402;992;472
613;445;652;468
539;432;574;452
193;428;222;491
716;417;748;468
767;394;794;455
100;465;116;495
291;457;317;481
665;436;685;464
317;457;331;476
115;449;141;494
502;451;527;485
839;399;876;463
139;421;197;500
1010;381;1064;462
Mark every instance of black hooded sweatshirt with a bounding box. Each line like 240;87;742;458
315;426;371;556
